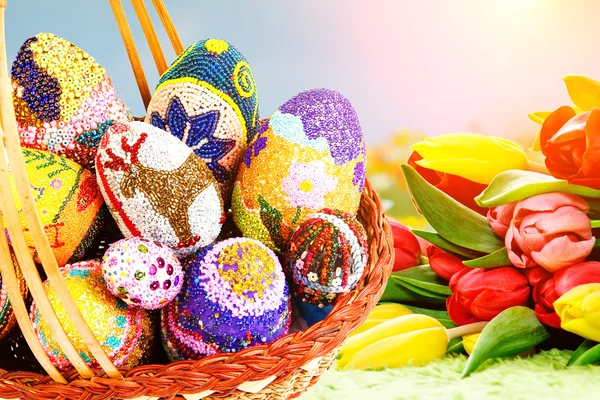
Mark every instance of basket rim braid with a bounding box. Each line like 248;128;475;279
0;1;394;399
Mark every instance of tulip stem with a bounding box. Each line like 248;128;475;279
446;321;489;341
527;159;550;175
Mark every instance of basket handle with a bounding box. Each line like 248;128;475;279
109;0;184;109
0;1;124;381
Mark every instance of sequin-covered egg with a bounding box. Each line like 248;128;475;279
0;249;28;341
6;148;104;267
288;209;368;308
145;38;260;204
161;238;291;360
30;260;154;370
102;237;183;310
95;121;225;258
11;32;131;169
232;89;366;253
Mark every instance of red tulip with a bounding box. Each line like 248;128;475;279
407;151;488;215
541;106;600;189
487;203;516;237
427;246;469;281
524;267;553;287
506;192;594;272
534;261;600;328
447;267;530;325
388;218;421;272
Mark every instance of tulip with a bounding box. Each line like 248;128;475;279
540;107;600;189
447;267;530;325
487;203;516;237
349;303;413;337
555;283;600;341
407;152;488;215
427;246;469;281
506;192;594;272
388;218;421;272
533;261;600;328
524;267;553;287
462;333;480;355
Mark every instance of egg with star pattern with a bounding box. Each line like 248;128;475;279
145;38;260;205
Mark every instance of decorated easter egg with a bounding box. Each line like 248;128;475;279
145;38;260;204
0;249;28;341
288;209;368;308
11;32;131;169
96;121;225;258
30;260;154;370
161;238;291;360
232;89;367;253
7;148;104;267
102;237;184;309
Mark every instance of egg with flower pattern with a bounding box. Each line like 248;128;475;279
11;32;131;169
95;121;224;258
232;89;367;253
6;148;104;267
145;38;260;205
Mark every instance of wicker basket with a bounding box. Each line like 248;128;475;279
0;0;394;399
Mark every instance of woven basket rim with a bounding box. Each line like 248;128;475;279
0;178;393;399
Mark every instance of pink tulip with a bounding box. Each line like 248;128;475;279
506;193;595;272
487;203;516;237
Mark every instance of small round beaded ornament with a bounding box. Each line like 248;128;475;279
0;249;28;341
11;33;131;169
96;121;225;258
145;38;260;204
102;237;184;310
232;89;367;253
12;148;104;267
161;238;291;360
30;260;154;370
288;209;368;308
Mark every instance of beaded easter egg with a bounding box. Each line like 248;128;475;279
0;250;28;341
95;121;225;258
30;260;154;370
145;38;260;204
102;237;184;310
288;209;368;308
11;32;131;169
7;148;104;267
232;89;366;253
161;238;291;360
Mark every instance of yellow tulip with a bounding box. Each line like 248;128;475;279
554;283;600;342
348;303;413;337
463;333;480;355
410;133;528;184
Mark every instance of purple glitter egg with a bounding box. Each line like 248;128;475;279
161;238;291;360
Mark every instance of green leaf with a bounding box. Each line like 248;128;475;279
411;230;483;259
402;304;457;329
591;220;600;229
463;248;511;268
258;195;286;251
475;170;600;208
392;275;452;296
446;337;465;354
568;340;600;366
401;165;503;253
462;306;549;377
380;278;447;304
391;278;449;300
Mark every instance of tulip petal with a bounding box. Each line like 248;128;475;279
531;235;595;273
540;106;577;154
554;261;600;297
456;267;529;295
564;75;600;112
576;108;600;189
514;192;590;216
555;283;600;341
528;111;553;125
470;286;531;321
506;224;536;268
447;293;481;325
532;206;593;239
582;291;600;328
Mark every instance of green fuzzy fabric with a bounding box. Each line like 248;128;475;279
301;350;600;400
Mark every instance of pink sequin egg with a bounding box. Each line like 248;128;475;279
102;237;183;310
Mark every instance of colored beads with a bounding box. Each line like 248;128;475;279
11;32;131;169
288;209;368;307
96;121;224;258
161;238;291;360
30;260;154;370
145;38;260;204
102;237;184;310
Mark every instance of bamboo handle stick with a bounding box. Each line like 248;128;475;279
151;0;184;55
131;0;168;75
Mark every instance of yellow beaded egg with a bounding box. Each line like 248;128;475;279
232;89;367;253
7;148;104;267
30;260;154;370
